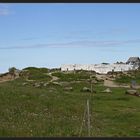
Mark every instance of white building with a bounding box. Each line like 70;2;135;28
61;57;140;74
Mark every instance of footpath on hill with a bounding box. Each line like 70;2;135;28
96;74;130;88
48;72;59;82
1;70;140;89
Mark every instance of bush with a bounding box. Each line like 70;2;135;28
22;67;51;81
8;67;17;74
52;72;91;82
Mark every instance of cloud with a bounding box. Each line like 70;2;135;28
21;37;41;41
64;28;128;39
0;4;12;16
1;39;140;50
44;39;140;48
45;28;128;41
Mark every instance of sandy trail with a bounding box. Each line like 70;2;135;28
96;73;130;88
48;73;59;82
104;80;130;88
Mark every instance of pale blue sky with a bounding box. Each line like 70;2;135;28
0;3;140;73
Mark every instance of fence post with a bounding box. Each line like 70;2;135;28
87;99;90;136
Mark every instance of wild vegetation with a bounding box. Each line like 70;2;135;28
0;67;140;136
21;67;52;82
115;70;140;84
51;71;96;82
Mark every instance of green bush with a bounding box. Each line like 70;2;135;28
52;71;92;82
22;67;51;81
115;70;140;84
115;75;132;83
23;67;48;73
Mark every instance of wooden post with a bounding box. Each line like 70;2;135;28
90;75;92;93
91;81;93;93
87;99;90;136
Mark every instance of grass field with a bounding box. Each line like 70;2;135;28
0;69;140;136
115;70;140;84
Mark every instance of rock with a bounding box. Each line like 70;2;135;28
102;88;112;93
43;82;49;87
91;80;98;84
52;82;62;86
135;92;140;96
125;89;137;95
33;83;41;88
89;75;96;80
22;82;28;86
87;79;98;84
81;87;91;92
64;87;73;91
96;78;104;82
125;89;140;96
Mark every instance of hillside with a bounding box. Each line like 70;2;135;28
0;67;140;136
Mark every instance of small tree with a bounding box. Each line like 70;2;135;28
8;67;16;78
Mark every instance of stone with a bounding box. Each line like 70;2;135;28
81;87;91;92
102;88;112;93
91;80;98;84
125;89;137;95
52;82;62;86
22;82;28;86
33;83;41;88
43;82;48;87
64;87;73;91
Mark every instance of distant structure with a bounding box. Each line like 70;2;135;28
126;57;140;65
126;57;140;69
61;57;140;74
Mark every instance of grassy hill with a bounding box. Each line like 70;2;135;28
0;68;140;136
115;70;140;84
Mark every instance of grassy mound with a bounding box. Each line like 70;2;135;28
1;68;140;136
52;71;96;82
0;80;140;136
115;70;140;84
22;67;51;82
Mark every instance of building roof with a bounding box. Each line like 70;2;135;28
127;57;140;63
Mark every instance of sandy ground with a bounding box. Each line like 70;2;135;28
0;73;18;83
48;73;59;82
96;74;131;88
0;72;140;89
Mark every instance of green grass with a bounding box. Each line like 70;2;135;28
22;67;51;82
52;71;95;82
92;87;140;136
115;75;133;84
0;69;140;136
115;70;140;84
23;67;49;72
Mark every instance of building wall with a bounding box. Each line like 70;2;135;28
61;63;137;74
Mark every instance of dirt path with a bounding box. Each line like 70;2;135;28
48;73;59;82
104;80;130;88
96;73;130;88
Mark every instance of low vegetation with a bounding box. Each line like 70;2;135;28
52;71;96;82
22;67;52;82
115;70;140;84
0;68;140;136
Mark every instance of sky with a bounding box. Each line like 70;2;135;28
0;3;140;73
